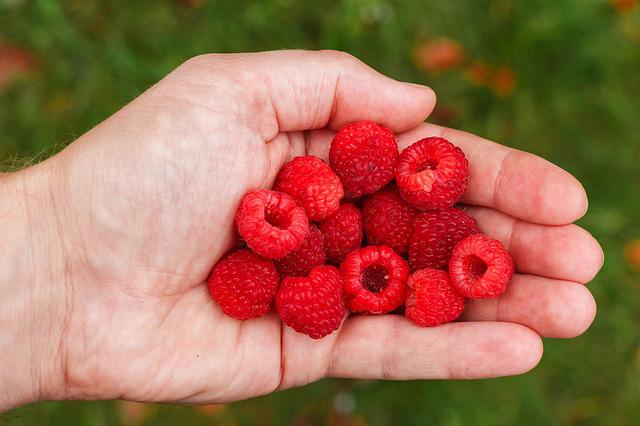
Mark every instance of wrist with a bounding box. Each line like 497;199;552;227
0;161;70;411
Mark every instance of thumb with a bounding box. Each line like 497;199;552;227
175;50;436;137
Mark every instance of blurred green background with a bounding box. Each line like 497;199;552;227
1;0;639;425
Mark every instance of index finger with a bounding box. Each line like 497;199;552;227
396;123;588;225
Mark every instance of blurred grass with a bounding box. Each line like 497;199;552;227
1;0;640;425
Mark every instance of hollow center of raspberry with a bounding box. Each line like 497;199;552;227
465;255;488;280
265;207;290;230
361;265;389;293
416;158;439;172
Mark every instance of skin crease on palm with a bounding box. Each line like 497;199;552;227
0;50;604;411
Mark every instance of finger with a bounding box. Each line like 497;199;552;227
178;50;436;137
464;206;604;283
328;316;542;380
397;124;588;225
304;124;587;225
462;274;597;338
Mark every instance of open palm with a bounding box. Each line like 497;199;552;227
43;51;602;404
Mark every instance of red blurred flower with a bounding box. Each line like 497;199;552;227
491;66;517;97
0;44;35;89
465;61;517;97
414;38;465;73
465;61;492;85
625;239;640;270
611;0;637;14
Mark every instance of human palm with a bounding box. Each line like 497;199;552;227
32;51;601;404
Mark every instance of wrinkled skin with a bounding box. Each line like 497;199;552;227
0;50;603;411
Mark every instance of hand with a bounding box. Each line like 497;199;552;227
0;50;603;410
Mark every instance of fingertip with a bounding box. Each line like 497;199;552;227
404;83;437;111
544;165;590;225
565;174;589;222
392;83;437;132
515;326;544;374
479;323;543;377
569;286;597;338
572;227;605;284
537;280;597;338
577;181;589;219
423;84;437;106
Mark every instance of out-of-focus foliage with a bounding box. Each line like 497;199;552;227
1;0;639;424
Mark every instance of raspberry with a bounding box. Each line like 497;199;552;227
319;203;363;264
449;234;514;299
275;225;326;277
341;245;410;314
362;185;418;255
329;121;399;197
408;208;481;270
396;137;469;210
235;189;309;259
405;268;465;327
275;265;345;339
208;249;280;320
273;156;344;221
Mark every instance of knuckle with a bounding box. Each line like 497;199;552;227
183;53;221;67
178;53;222;74
318;49;358;66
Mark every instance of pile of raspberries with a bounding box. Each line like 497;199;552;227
209;121;514;339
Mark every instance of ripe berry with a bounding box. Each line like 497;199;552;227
235;189;309;259
319;203;363;264
362;185;418;256
341;245;410;314
396;137;469;210
208;249;280;320
275;225;326;277
449;234;514;299
408;208;481;270
274;155;344;221
329;121;399;197
405;268;465;327
276;265;345;339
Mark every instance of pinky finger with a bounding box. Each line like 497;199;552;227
328;316;543;380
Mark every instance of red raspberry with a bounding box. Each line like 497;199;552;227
449;234;514;299
396;137;469;210
405;268;465;327
208;249;280;320
408;208;481;270
275;265;345;339
273;156;344;221
275;225;326;277
319;203;363;264
341;245;410;314
235;189;309;259
362;185;418;256
329;121;399;197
